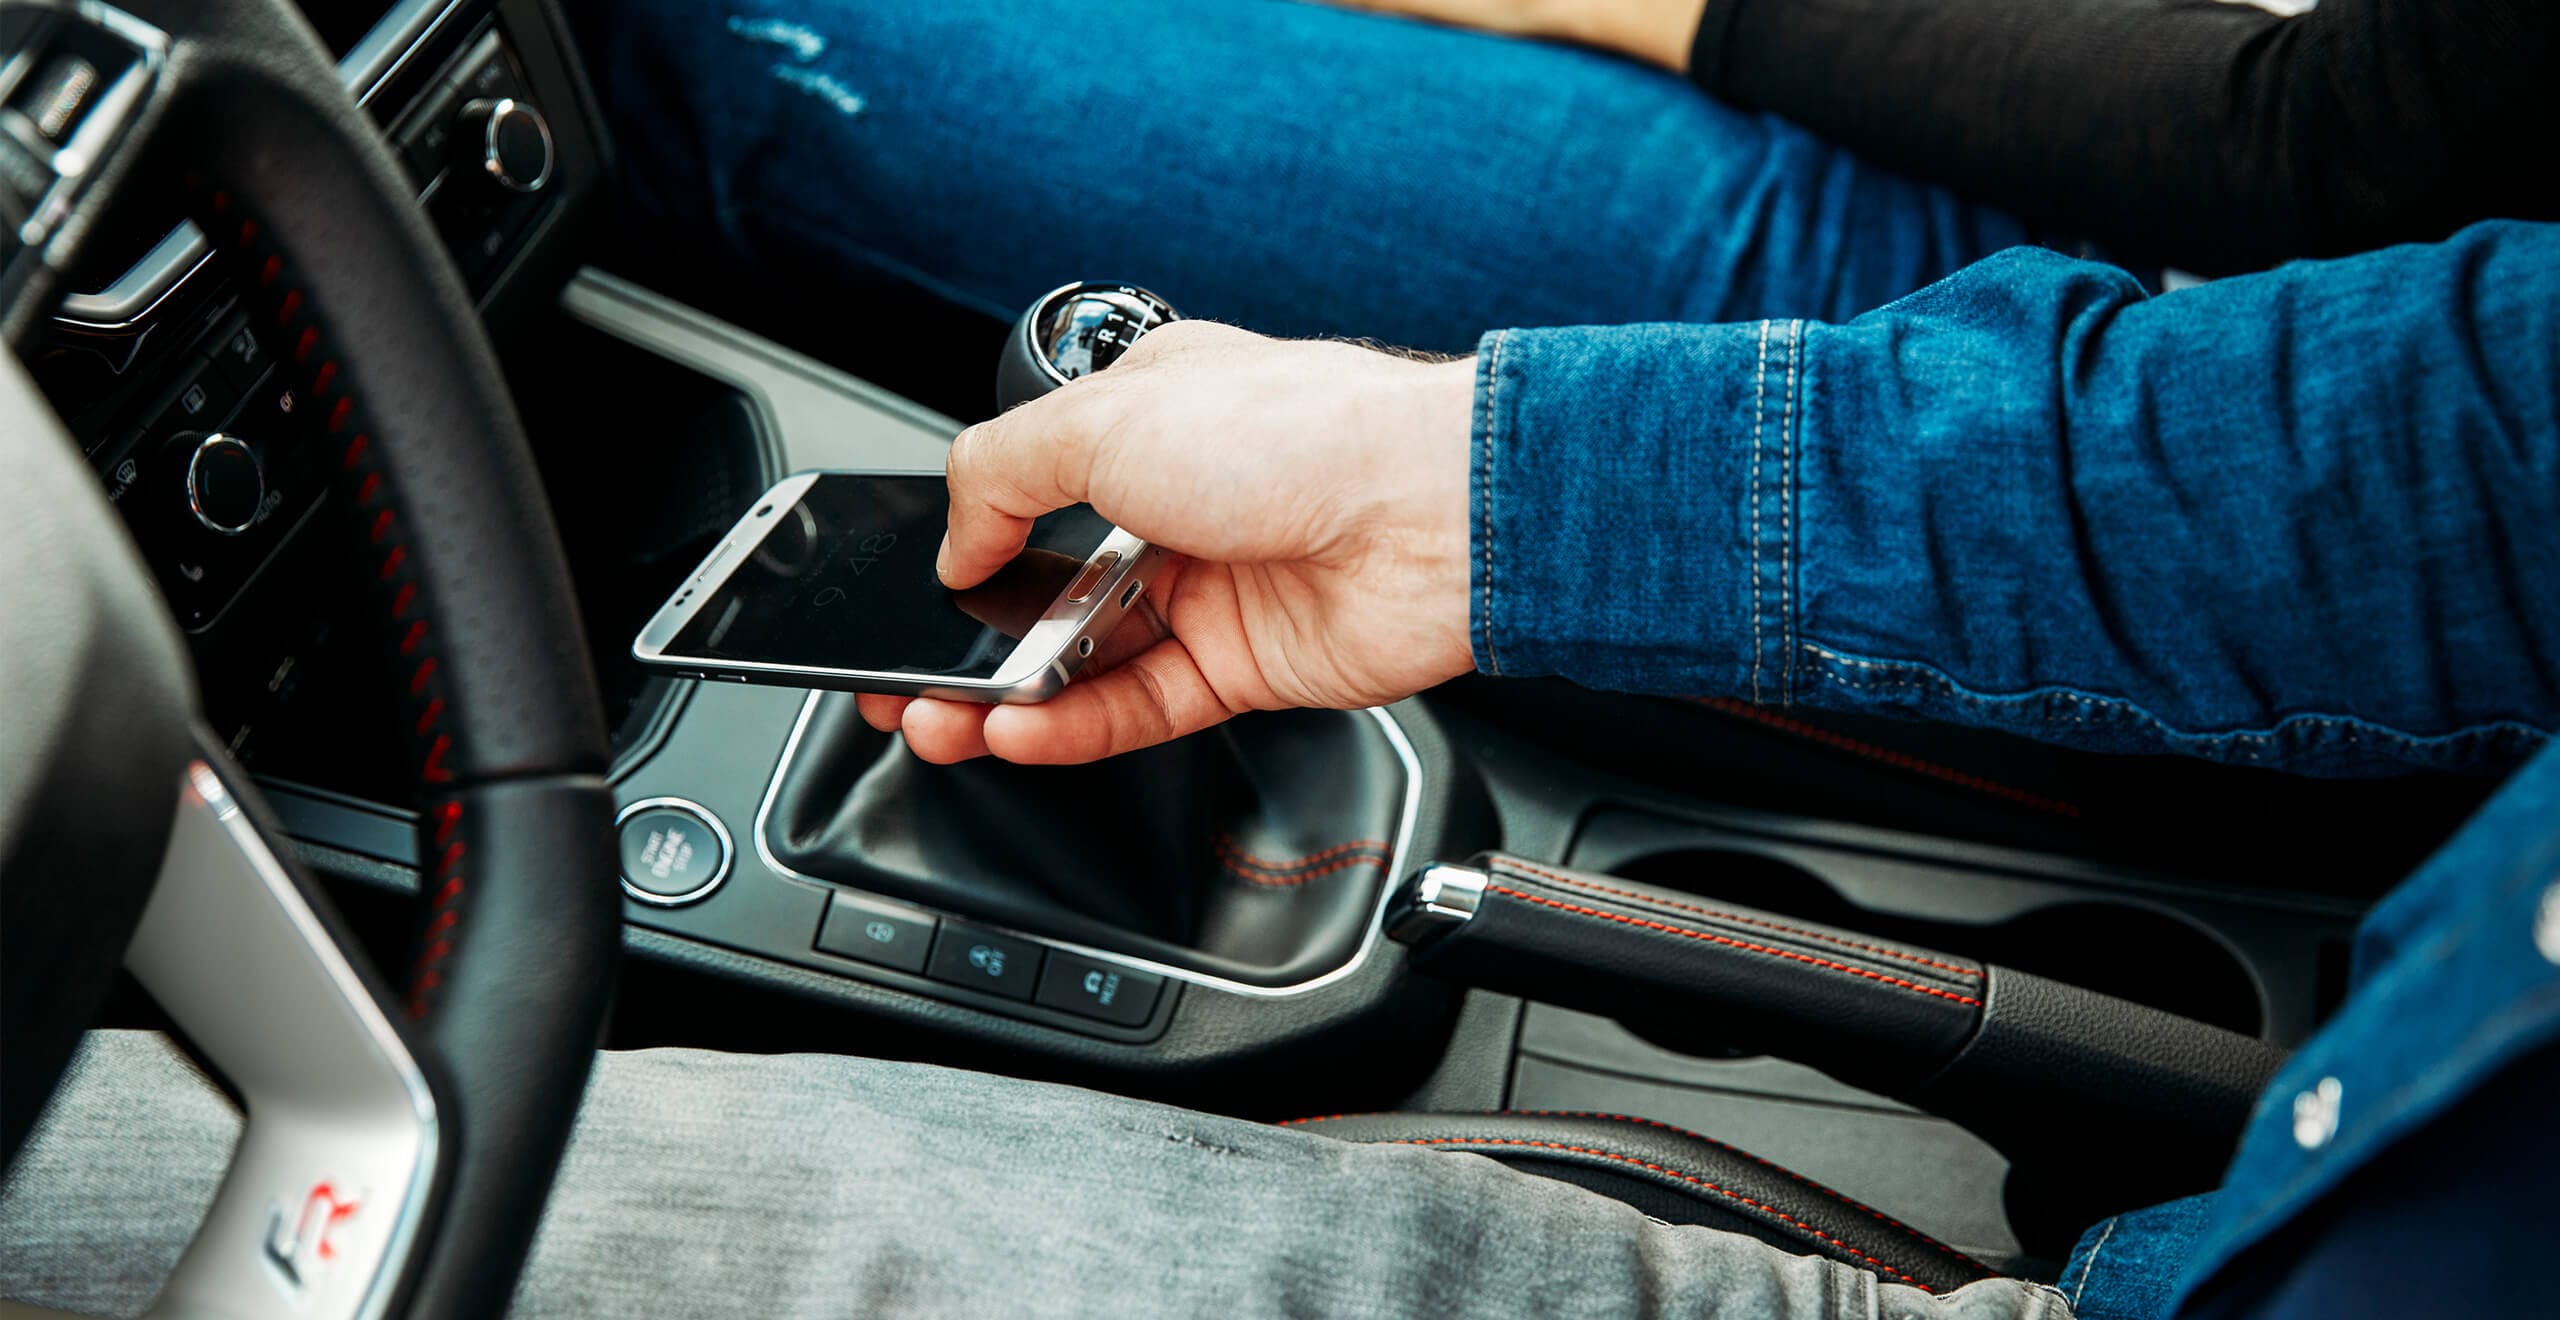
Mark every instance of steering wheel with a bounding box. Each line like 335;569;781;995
0;1;617;1316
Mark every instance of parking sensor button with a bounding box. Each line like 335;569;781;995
926;923;1043;1001
1035;952;1164;1027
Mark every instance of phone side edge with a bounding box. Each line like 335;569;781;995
985;533;1164;699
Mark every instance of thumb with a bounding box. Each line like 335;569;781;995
939;390;1104;589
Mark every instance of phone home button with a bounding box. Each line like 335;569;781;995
1065;550;1122;602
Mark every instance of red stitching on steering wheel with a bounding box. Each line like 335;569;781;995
188;177;465;1021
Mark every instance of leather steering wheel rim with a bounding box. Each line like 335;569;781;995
2;0;619;1314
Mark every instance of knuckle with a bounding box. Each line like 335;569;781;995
1123;317;1227;366
1126;661;1184;745
946;423;990;480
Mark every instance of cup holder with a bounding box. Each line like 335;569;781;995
1607;849;2264;1035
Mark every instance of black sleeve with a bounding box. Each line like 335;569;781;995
1687;0;2560;274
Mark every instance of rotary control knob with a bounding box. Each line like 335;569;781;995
183;433;264;536
454;96;554;194
998;282;1180;412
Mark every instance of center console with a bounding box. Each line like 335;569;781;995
261;270;1494;1104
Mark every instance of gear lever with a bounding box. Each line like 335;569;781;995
997;282;1180;412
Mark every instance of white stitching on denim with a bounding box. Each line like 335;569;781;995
1749;321;1770;704
2071;1216;2120;1306
1780;321;1801;706
1480;334;1504;677
1800;641;2550;762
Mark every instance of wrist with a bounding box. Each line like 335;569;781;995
1402;357;1483;687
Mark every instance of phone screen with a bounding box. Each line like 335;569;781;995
666;474;1116;679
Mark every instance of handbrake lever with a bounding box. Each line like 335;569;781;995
1390;854;2288;1223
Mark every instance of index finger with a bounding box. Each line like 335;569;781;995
938;389;1105;589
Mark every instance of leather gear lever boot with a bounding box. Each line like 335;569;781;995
764;694;1408;987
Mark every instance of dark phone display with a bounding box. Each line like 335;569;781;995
667;475;1116;680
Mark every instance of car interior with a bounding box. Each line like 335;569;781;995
0;0;2519;1315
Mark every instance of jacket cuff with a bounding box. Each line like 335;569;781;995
1469;322;1802;699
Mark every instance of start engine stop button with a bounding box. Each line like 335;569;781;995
616;797;734;906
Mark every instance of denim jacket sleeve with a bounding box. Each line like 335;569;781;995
1470;221;2560;776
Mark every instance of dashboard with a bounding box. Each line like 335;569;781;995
26;0;604;777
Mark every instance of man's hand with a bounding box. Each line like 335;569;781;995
857;322;1478;764
1327;0;1708;72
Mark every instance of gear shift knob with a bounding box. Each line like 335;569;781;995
997;282;1180;412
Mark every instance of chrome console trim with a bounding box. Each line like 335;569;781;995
751;689;1427;1000
52;0;471;330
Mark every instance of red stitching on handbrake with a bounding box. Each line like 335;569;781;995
1488;886;1984;1007
1496;859;1980;980
1690;697;2083;819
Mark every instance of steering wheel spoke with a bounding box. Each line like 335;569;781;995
126;750;440;1320
3;0;617;1314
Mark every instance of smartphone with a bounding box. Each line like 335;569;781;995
633;470;1167;702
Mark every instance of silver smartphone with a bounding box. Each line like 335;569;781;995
633;470;1166;703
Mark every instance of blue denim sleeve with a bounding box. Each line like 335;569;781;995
1471;221;2560;775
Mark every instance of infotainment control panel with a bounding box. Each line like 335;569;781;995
25;0;604;770
390;25;563;288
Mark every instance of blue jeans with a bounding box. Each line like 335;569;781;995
597;0;2033;352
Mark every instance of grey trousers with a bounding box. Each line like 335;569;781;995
1;1032;2070;1319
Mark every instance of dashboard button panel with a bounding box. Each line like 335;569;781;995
394;27;557;286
